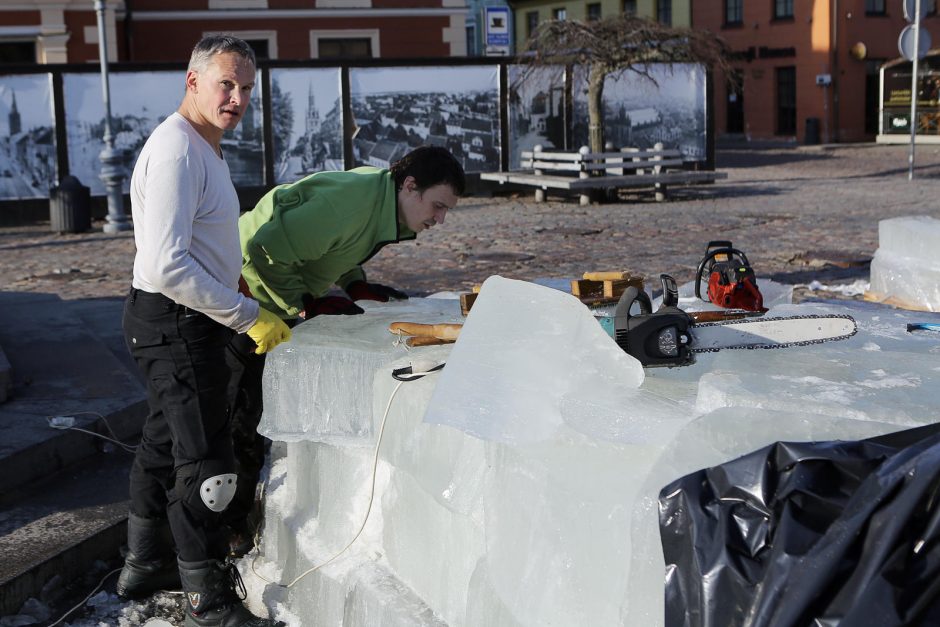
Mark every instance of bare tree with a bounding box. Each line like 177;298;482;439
517;16;732;155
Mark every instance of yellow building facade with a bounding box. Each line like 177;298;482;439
510;0;691;50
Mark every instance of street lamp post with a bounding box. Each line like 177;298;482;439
94;0;131;232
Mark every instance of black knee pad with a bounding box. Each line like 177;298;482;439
175;459;238;521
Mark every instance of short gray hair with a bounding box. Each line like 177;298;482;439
187;35;256;73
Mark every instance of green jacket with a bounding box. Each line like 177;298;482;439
239;167;415;318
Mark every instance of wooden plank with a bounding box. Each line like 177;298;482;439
522;160;585;172
567;171;726;189
580;159;686;171
581;150;681;160
583;271;630;281
520;149;585;160
479;172;578;189
480;170;726;191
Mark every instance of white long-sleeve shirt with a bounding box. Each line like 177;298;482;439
130;112;259;333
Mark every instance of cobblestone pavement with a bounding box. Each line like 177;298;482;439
3;142;940;304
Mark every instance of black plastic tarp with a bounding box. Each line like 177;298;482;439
659;422;940;627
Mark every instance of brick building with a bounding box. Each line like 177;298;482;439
694;0;939;144
0;0;468;64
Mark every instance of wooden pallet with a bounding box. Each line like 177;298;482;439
571;272;644;300
459;273;643;315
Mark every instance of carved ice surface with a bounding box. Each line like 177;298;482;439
243;275;940;626
423;276;652;444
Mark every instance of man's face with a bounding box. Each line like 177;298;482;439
186;52;255;133
397;177;458;233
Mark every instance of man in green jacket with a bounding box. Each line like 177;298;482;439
224;146;465;550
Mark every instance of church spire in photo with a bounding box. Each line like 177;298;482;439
8;90;21;136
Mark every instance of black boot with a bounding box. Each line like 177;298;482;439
179;558;283;627
116;513;181;599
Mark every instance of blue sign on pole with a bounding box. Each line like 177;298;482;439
485;6;511;55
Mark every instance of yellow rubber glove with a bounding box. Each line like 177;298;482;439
246;308;292;354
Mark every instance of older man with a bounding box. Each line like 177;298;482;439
117;34;289;627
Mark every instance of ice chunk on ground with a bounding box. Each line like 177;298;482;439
869;215;940;310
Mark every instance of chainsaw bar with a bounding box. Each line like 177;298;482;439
605;279;859;367
688;314;858;353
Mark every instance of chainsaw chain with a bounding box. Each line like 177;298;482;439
688;313;858;353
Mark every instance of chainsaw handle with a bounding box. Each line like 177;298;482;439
705;240;734;252
660;274;679;309
614;285;652;320
694;245;752;302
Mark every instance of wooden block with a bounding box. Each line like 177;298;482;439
571;276;644;299
460;292;478;316
571;279;604;298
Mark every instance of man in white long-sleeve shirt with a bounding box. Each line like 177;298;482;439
117;35;289;627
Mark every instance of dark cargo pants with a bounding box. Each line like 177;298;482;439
123;288;235;563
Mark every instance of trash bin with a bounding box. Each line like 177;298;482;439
49;175;91;233
804;117;821;145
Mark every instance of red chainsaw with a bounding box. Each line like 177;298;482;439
694;240;766;312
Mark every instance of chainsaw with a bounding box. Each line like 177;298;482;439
694;240;766;312
597;275;857;367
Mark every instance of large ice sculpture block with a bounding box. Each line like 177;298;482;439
244;277;940;627
869;215;940;310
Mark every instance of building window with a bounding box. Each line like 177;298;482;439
865;0;885;14
318;38;372;59
204;30;277;59
623;0;637;16
657;0;673;25
245;40;269;60
526;11;539;38
725;0;743;24
776;66;796;135
553;7;567;20
773;0;794;19
310;29;378;59
0;41;35;64
587;3;602;20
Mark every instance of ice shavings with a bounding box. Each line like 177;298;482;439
805;278;869;295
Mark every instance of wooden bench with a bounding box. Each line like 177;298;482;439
480;143;727;205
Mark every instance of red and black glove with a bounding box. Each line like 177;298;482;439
345;280;408;302
300;294;364;319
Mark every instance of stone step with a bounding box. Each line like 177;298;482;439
0;451;132;616
0;292;146;616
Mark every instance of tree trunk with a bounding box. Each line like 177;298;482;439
587;64;607;155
